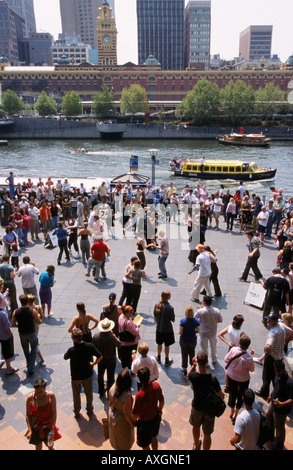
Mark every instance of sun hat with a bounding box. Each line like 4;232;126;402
98;318;115;332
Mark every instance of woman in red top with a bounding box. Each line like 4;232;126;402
233;190;242;218
26;379;61;450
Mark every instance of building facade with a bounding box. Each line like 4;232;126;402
137;0;185;70
22;32;53;66
6;0;36;35
184;0;211;70
0;2;26;65
239;25;273;61
96;0;117;66
59;0;115;50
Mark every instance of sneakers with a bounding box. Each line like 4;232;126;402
155;355;161;363
5;367;19;375
165;358;173;367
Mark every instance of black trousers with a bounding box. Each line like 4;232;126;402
241;255;262;281
58;239;70;262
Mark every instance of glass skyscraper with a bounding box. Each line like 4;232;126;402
6;0;36;35
184;1;211;70
137;0;185;70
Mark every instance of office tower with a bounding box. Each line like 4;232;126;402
0;1;26;64
97;0;117;66
6;0;36;35
184;0;211;70
60;0;115;50
137;0;185;70
22;32;53;65
239;25;273;61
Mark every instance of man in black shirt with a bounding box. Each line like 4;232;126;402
64;328;102;418
188;351;224;450
11;294;41;376
260;268;290;326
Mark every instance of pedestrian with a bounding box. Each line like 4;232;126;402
154;290;175;367
25;379;61;450
17;256;39;303
118;257;138;307
108;369;134;450
64;328;102;419
224;334;255;424
28;202;40;241
188;351;225;450
39;201;51;240
131;342;159;389
85;235;110;282
68;302;99;342
212;192;222;230
239;231;263;282
67;217;80;259
260;268;290;326
255;312;285;400
125;259;147;313
226;197;237;232
27;294;46;367
118;305;140;369
257;206;269;244
92;318;121;398
204;246;222;297
195;295;223;365
0;279;18;375
179;305;200;376
230;389;261;450
189;244;215;302
53;221;70;266
39;265;55;318
0;253;18;315
100;292;120;337
156;229;169;279
11;294;41;376
266;360;293;449
78;222;92;265
132;366;165;451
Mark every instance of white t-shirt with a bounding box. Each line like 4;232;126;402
234;409;261;450
213;197;222;213
228;325;243;347
131;355;159;382
18;264;39;288
196;251;212;276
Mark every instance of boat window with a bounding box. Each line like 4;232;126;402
210;166;215;172
250;164;258;171
192;165;198;171
204;166;209;171
223;167;228;172
216;167;222;172
186;165;192;170
229;167;235;172
236;166;241;172
242;164;249;172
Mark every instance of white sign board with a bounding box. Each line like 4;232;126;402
244;282;266;309
48;231;58;247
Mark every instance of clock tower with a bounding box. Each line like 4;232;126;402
97;0;118;66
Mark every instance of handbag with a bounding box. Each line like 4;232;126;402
119;319;136;342
205;377;226;418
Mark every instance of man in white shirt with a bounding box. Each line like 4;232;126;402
189;244;215;301
195;295;223;364
230;389;261;450
257;206;269;244
17;256;39;302
213;193;222;230
184;189;197;216
28;203;40;241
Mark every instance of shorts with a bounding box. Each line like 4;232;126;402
136;413;161;448
0;335;14;360
29;426;51;446
213;211;220;219
258;224;266;233
156;330;175;347
189;407;215;436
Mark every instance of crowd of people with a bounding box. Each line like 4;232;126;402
0;172;293;451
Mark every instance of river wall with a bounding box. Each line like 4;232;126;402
0;117;293;140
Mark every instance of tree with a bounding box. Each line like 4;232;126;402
220;80;255;125
255;83;286;119
2;89;23;116
35;91;57;117
92;86;115;118
120;84;149;120
61;91;82;118
177;79;220;124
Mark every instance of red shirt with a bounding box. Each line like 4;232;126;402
91;241;110;262
132;382;163;421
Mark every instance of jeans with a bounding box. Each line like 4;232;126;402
226;213;236;231
57;239;70;262
19;331;38;372
180;339;197;370
158;255;168;277
97;358;116;395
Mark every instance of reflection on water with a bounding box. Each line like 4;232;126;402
0;139;292;198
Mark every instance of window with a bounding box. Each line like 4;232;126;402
192;165;198;171
229;167;235;172
216;167;222;172
210;166;215;172
223;167;228;172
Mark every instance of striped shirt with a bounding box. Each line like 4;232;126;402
266;323;285;360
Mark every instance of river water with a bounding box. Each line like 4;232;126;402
1;139;293;199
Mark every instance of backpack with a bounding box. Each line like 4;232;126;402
206;376;226;418
256;411;274;449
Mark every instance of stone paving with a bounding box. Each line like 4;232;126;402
0;214;293;451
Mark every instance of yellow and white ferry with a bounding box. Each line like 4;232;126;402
169;159;276;181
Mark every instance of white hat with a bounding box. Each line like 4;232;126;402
98;318;115;332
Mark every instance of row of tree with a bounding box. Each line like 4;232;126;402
0;80;286;124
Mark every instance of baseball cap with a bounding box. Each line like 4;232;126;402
265;312;279;322
109;292;116;300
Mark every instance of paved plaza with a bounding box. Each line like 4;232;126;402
0;213;293;451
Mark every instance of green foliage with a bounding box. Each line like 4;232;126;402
255;83;286;118
220;80;255;125
2;89;23;116
35;91;57;117
92;86;115;118
120;84;149;118
61;91;82;117
177;80;220;124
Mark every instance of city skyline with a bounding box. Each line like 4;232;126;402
33;0;293;65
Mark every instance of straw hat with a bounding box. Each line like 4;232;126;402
98;318;115;332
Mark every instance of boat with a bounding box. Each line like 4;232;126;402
0;140;8;145
217;128;271;147
170;159;277;181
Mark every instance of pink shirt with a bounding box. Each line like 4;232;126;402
224;346;255;382
118;315;140;346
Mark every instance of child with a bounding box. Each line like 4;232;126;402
10;242;19;271
131;342;159;390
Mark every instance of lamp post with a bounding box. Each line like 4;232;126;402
148;148;159;186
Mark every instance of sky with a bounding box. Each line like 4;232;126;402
33;0;293;64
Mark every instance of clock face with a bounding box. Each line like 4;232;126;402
103;35;110;44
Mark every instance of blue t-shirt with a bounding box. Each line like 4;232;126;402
39;272;54;288
53;227;68;240
179;317;200;343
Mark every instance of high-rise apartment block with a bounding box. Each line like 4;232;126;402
239;25;273;61
59;0;115;50
137;0;185;70
184;0;211;70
